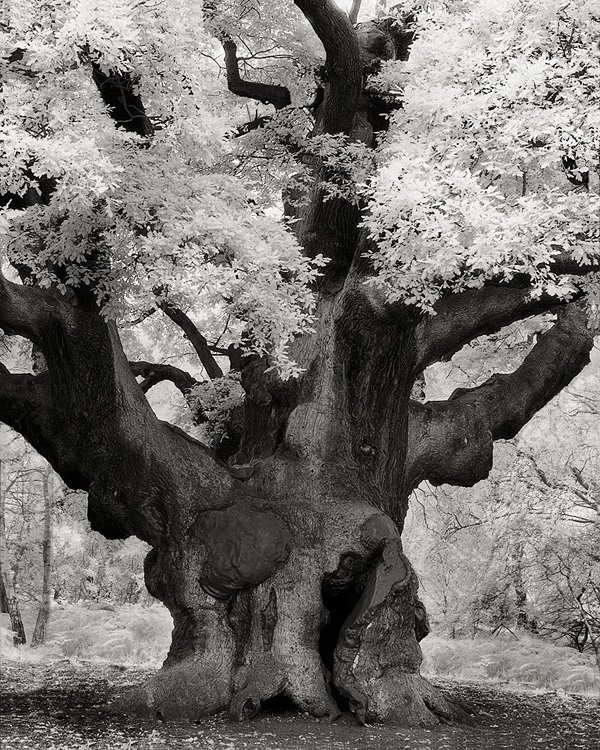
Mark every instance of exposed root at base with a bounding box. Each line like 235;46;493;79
230;655;288;721
110;666;474;729
109;659;232;722
336;671;474;728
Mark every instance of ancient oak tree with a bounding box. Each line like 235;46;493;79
1;0;599;727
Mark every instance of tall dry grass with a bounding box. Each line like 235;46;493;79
422;634;600;694
1;603;172;667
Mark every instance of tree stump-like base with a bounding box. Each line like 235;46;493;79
113;509;474;728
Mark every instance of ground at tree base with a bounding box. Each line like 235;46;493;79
1;660;599;750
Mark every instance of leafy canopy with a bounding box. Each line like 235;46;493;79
1;0;599;372
365;0;600;308
0;0;322;376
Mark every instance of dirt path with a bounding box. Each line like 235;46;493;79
1;660;599;749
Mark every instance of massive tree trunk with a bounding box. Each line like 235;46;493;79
0;0;598;729
0;254;594;724
132;285;462;726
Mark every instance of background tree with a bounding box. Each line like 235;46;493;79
31;467;53;646
404;341;600;667
0;457;26;646
0;423;154;622
0;0;599;728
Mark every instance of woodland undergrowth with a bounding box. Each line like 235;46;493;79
422;634;600;695
2;604;599;696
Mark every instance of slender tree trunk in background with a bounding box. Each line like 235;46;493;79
32;470;53;646
510;541;535;631
0;573;9;612
575;584;600;673
0;459;26;646
591;633;600;673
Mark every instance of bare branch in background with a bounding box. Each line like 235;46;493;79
222;38;291;109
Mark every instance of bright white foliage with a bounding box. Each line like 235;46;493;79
0;0;322;376
1;0;599;374
365;0;600;309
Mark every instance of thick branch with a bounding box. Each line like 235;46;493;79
483;251;600;284
158;302;224;380
222;39;291;109
0;369;89;489
414;287;571;371
406;303;594;491
358;241;598;369
0;271;65;341
129;360;206;423
451;303;594;439
293;0;362;134
405;397;495;492
2;308;234;544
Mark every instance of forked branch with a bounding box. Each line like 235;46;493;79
348;0;362;25
129;360;206;423
130;360;199;395
415;286;573;370
451;302;594;440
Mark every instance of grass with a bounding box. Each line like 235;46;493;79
421;633;600;695
1;602;172;667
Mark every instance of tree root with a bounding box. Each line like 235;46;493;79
111;657;232;721
230;655;287;720
113;511;474;728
